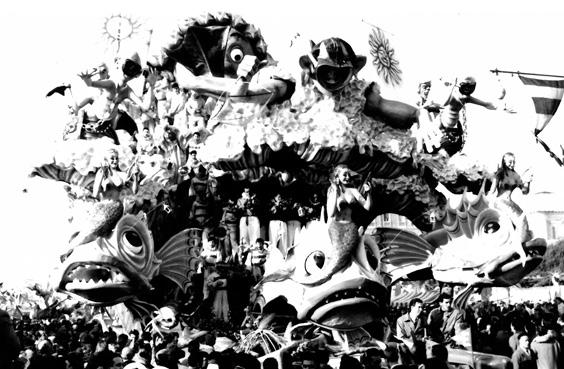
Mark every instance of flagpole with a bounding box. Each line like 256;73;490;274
490;69;564;79
534;134;564;167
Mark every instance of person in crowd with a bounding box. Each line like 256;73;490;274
286;195;303;251
249;238;269;283
427;294;463;345
395;298;426;365
359;348;384;369
0;308;20;369
206;264;230;322
186;150;203;175
299;351;320;369
491;152;533;200
158;125;188;183
512;333;538;369
190;190;215;237
531;325;561;369
200;236;224;299
187;132;204;156
268;193;290;255
237;186;261;246
420;343;451;369
220;198;241;261
509;319;525;352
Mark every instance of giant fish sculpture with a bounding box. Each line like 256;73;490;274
57;214;202;317
255;189;546;330
258;220;389;331
377;190;547;307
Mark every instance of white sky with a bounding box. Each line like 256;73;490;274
1;0;564;285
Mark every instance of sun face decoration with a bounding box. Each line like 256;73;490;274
102;14;141;46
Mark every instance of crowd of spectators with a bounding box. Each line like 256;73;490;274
1;296;563;368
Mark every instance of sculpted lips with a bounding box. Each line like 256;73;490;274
305;279;388;329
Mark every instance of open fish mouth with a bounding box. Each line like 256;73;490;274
59;261;148;304
484;238;547;285
306;280;388;330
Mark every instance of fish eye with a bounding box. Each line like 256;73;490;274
304;251;325;275
122;231;143;250
229;47;245;63
483;221;500;234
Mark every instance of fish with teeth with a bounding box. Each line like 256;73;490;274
377;190;547;308
257;220;390;331
57;214;202;315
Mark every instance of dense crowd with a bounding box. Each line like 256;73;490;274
1;296;564;368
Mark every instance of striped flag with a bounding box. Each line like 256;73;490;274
519;75;564;134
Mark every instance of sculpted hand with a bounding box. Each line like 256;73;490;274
174;63;197;90
236;55;266;82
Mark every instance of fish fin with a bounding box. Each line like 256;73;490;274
453;285;475;310
256;266;295;289
376;228;437;283
123;299;158;322
374;228;437;267
155;228;202;292
30;163;96;190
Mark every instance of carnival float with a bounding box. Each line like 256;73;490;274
29;12;548;368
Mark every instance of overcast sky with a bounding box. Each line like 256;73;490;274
1;0;564;284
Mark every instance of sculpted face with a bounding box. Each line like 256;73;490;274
58;215;159;304
223;28;255;78
316;65;353;92
261;221;389;330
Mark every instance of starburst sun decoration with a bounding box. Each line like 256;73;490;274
102;14;141;52
368;27;402;87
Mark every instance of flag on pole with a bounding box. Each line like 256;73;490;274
519;75;564;135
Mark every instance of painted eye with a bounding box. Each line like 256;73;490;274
229;47;245;63
122;231;143;251
483;221;500;234
304;251;325;275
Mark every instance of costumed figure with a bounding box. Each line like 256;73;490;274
326;165;373;248
92;148;130;201
151;12;296;165
419;76;503;157
74;53;156;144
297;37;419;161
490;152;532;200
